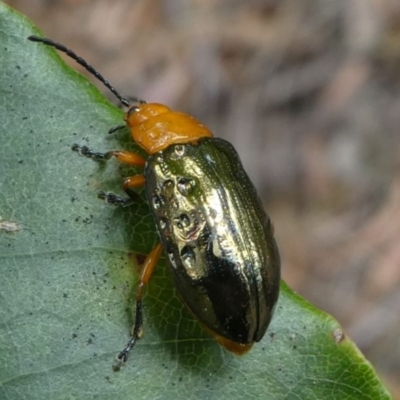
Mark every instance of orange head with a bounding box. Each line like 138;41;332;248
124;103;213;155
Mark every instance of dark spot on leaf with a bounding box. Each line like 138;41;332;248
134;253;146;265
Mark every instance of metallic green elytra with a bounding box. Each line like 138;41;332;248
145;137;280;353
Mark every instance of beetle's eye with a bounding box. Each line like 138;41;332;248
127;106;140;117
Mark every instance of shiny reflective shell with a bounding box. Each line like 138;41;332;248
146;137;280;353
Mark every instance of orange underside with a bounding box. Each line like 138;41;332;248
202;325;254;355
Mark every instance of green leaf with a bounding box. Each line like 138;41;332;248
0;3;392;399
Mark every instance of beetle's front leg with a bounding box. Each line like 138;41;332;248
113;243;163;371
72;144;146;166
72;144;147;206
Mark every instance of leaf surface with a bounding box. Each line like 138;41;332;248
0;3;392;399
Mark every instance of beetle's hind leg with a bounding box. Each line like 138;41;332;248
113;243;163;371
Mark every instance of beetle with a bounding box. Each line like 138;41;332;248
28;35;281;370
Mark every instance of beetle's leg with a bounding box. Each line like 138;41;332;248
72;144;147;206
99;175;146;207
98;191;133;207
113;243;163;371
123;175;146;190
72;144;146;166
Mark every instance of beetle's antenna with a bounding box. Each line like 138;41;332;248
28;35;146;108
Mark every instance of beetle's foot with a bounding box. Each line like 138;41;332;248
72;144;112;161
98;191;134;207
112;351;128;372
112;336;138;371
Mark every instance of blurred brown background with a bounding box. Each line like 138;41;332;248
6;0;400;395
